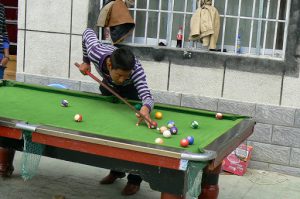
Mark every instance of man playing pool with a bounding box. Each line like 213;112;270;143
76;28;154;195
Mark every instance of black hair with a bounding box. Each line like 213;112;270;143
110;47;135;71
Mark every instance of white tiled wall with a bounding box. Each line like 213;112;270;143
169;64;224;98
26;0;72;33
24;31;70;77
223;70;282;105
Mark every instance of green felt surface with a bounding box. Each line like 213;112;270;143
0;81;247;153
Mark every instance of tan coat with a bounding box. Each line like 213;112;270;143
189;0;220;49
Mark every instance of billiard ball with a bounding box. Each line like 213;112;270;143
159;126;168;134
134;104;142;110
74;114;82;122
167;120;175;128
162;130;171;138
61;99;69;107
190;121;199;129
155;138;164;144
186;136;194;145
216;113;223;120
170;126;178;135
155;112;163;119
150;121;158;129
180;139;189;147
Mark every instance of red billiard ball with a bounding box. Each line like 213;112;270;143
216;113;223;120
150;121;158;129
180;139;189;147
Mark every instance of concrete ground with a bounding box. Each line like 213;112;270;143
0;152;300;199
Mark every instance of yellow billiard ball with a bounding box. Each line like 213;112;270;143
155;112;163;119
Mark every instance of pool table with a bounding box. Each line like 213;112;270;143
0;80;255;199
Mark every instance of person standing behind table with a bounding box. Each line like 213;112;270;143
75;28;155;196
0;4;9;79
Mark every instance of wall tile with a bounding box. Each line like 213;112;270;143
181;94;218;111
255;104;295;126
141;61;169;91
16;30;25;73
290;148;300;168
151;90;181;106
223;70;281;105
272;126;300;147
24;74;49;86
248;123;273;144
80;82;100;94
72;0;89;34
18;0;26;29
24;31;70;78
26;0;71;33
218;99;256;117
169;64;223;98
248;141;290;165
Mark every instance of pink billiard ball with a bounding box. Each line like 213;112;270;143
74;114;83;122
216;113;223;120
155;138;164;144
180;139;189;147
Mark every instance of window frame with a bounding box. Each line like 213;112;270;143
88;0;299;78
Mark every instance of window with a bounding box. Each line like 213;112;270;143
100;0;292;60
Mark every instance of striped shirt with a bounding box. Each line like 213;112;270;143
0;4;9;59
82;28;154;111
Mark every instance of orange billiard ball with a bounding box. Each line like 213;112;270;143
155;112;163;119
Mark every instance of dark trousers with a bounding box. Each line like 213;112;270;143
99;79;142;185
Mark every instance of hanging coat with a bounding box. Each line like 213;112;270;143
189;0;220;49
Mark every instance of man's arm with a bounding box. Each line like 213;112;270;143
132;59;154;112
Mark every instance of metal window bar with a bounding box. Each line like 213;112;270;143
282;0;292;59
234;0;242;54
181;0;188;48
131;1;137;43
248;0;257;54
221;0;229;52
256;0;264;55
156;0;162;45
144;0;150;44
272;0;281;57
262;0;271;55
166;0;175;47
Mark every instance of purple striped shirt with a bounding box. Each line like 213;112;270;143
82;28;154;111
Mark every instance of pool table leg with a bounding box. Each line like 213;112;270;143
0;147;15;177
198;164;222;199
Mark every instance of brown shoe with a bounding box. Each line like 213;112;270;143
100;173;125;184
121;183;140;196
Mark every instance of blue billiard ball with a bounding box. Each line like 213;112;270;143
186;136;194;145
61;99;69;107
167;120;175;128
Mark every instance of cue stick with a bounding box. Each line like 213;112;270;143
75;63;153;126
